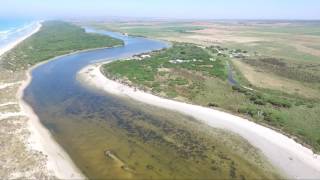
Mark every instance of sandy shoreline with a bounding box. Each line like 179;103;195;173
17;68;85;179
78;63;320;179
0;21;85;179
0;22;41;57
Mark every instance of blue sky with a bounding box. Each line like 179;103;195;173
1;0;319;20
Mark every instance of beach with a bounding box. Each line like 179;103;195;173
0;22;41;57
17;68;85;179
0;21;85;179
78;62;320;179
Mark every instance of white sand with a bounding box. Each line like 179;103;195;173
17;69;85;179
0;112;25;121
0;22;42;58
0;102;17;107
1;22;86;179
0;82;22;89
78;63;320;179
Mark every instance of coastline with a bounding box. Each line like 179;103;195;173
0;22;42;57
78;62;320;179
12;32;127;179
0;21;85;179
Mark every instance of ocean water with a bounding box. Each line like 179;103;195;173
0;19;38;49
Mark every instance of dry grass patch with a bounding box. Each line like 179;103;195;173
232;60;319;98
190;27;264;43
292;43;320;57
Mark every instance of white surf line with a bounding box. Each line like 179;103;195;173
78;63;320;179
0;21;42;57
0;102;18;107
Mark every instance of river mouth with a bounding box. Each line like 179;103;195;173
23;29;279;179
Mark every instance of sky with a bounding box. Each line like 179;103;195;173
1;0;319;20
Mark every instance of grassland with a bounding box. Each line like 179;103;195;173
0;21;123;178
236;57;320;97
88;21;320;60
87;21;206;38
103;43;320;152
0;21;123;71
88;20;320;95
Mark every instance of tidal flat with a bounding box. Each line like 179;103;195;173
28;91;281;179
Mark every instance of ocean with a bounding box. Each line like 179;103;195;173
0;19;38;49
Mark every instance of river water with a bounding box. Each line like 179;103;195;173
23;29;171;178
24;29;167;110
23;29;278;179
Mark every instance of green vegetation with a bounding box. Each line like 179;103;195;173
0;21;123;71
104;43;320;152
104;43;228;94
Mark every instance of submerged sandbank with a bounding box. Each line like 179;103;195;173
78;63;320;179
18;69;85;179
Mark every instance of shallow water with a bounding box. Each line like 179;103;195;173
23;29;278;179
0;19;38;49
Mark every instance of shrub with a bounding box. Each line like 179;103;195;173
267;97;292;108
167;90;178;98
208;103;219;107
158;71;166;76
152;87;162;93
307;104;314;108
295;101;305;106
253;99;266;105
175;77;189;85
237;107;258;117
232;86;247;93
151;82;160;88
263;111;284;126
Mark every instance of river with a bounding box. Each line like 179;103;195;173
23;29;284;179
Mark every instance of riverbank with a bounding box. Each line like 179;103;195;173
0;21;85;179
17;64;85;179
13;43;128;179
78;62;320;179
